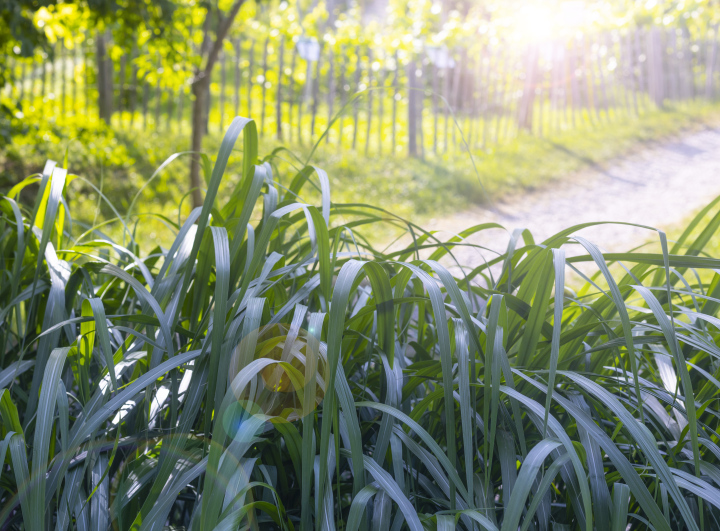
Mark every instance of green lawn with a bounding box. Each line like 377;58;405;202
3;97;720;248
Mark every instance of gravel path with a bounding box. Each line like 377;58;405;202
427;126;720;268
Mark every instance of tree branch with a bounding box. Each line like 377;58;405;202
202;0;246;78
195;4;213;76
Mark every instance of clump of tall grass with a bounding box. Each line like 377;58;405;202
2;116;720;530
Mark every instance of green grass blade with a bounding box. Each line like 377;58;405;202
29;346;70;531
500;438;563;531
611;483;631;531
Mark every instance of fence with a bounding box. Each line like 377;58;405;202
5;25;719;157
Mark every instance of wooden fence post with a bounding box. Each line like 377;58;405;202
584;36;601;125
492;48;504;143
621;32;634;115
706;26;717;99
507;57;520;140
234;38;241;117
352;46;361;150
310;44;323;140
681;28;693;100
407;58;418;157
297;44;303;144
536;56;544;137
628;31;638;114
119;53;127;124
246;40;255;120
568;40;579;127
337;47;346;147
260;38;269;135
451;50;462;149
634;28;647;109
41;58;47;113
326;47;335;144
96;31;114;124
71;45;78;116
5;55;11;99
377;64;385;154
49;47;56;115
276;35;285;140
32;56;39;109
692;32;701;97
61;43;68;118
204;84;211;134
365;49;373;156
481;47;492;148
669;30;679;101
20;59;27;108
288;43;297;143
653;26;666;107
550;42;561;131
177;88;184;130
142;79;149;129
469;55;479;147
443;58;451;151
595;33;609;121
418;59;425;159
166;85;173;131
129;45;138;126
518;44;538;132
84;41;90;119
155;74;162;130
220;49;226;129
432;60;439;154
392;50;398;153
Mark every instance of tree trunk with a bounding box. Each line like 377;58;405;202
96;30;114;124
187;0;247;208
190;78;209;208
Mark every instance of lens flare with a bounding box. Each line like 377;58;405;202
227;323;326;424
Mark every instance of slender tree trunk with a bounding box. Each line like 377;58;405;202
96;30;114;124
190;78;210;208
187;0;247;208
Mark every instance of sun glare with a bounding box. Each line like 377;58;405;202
513;1;588;43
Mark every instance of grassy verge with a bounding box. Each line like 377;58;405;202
3;98;720;246
468;99;720;197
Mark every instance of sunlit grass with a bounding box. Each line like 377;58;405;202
2;116;720;529
6;90;720;257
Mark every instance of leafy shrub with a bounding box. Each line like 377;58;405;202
2;117;720;530
0;104;133;198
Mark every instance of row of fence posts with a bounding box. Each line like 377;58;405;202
5;25;720;157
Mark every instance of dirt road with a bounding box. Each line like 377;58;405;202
429;126;720;268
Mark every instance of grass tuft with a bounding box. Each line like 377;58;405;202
1;116;720;529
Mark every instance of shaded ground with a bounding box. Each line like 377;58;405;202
429;126;720;267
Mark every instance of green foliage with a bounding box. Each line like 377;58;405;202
2;116;720;529
5;96;720;244
0;106;136;215
0;0;53;66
